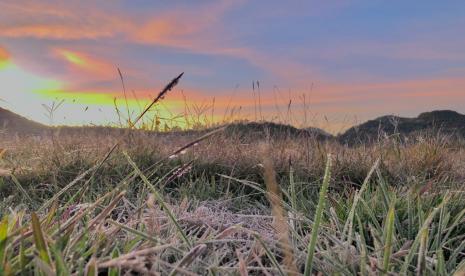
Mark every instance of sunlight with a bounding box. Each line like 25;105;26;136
0;54;187;127
0;63;60;100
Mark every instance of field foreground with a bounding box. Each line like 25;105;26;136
1;128;465;275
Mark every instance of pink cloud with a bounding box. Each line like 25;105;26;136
0;1;132;40
53;48;118;79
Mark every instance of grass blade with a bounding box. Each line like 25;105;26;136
382;199;396;274
34;257;55;275
343;159;379;238
11;174;34;206
416;227;428;276
401;194;450;274
50;245;70;276
85;257;97;276
356;214;368;276
437;248;446;276
108;246;120;276
304;154;332;276
169;244;207;276
31;212;52;266
107;219;159;244
254;233;285;276
0;216;8;266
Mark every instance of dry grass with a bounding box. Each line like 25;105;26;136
0;126;464;274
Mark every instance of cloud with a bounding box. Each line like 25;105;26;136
0;0;238;45
131;0;241;47
53;48;118;79
316;41;465;62
0;25;119;40
0;1;130;40
0;46;10;60
0;46;10;69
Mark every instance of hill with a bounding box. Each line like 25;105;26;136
338;110;465;144
0;107;48;135
222;121;333;141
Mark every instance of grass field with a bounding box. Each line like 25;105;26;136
1;125;465;275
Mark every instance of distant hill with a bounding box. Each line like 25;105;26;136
0;107;48;135
222;121;333;141
338;110;465;144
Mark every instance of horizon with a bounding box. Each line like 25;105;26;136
1;1;464;133
1;104;463;137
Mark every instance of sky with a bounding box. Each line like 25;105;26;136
0;0;464;133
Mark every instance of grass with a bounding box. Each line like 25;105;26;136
1;126;464;275
0;76;465;274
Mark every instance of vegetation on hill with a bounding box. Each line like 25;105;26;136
222;121;332;141
339;110;465;145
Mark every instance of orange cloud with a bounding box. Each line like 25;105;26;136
133;16;201;47
0;1;233;47
131;1;241;50
0;1;131;40
0;24;119;40
0;46;10;69
54;49;117;79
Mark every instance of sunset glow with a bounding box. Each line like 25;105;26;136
59;50;86;66
0;47;9;69
0;1;464;132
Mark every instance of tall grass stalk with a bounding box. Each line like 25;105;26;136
262;145;297;274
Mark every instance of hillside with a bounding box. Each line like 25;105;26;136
0;107;48;135
339;110;465;144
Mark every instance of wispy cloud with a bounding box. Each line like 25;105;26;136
53;48;118;79
0;1;128;40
